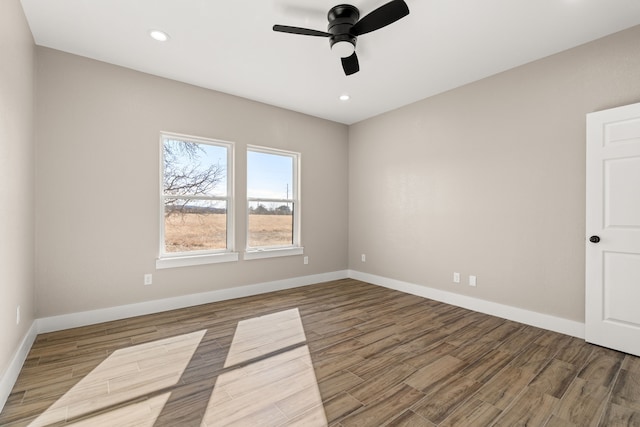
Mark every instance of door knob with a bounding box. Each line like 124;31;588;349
589;235;600;243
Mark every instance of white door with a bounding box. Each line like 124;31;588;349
586;102;640;357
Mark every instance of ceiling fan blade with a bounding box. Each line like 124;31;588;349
272;25;331;37
351;0;410;36
341;52;360;76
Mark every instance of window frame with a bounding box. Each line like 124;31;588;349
245;145;303;260
156;132;237;269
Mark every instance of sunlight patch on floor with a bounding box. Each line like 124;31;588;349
68;392;171;426
203;308;328;426
223;308;307;368
29;330;206;426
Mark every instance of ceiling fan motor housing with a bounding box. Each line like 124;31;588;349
328;4;359;51
272;0;410;75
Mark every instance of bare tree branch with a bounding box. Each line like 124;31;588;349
163;140;225;217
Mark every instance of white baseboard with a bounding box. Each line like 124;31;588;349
0;320;38;413
38;270;349;333
348;270;585;339
2;268;584;413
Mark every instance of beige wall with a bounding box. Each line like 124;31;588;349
349;25;640;323
0;0;35;377
34;48;349;317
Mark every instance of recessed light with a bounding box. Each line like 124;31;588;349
339;94;350;101
149;30;169;42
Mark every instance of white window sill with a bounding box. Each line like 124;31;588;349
156;252;239;269
244;247;304;260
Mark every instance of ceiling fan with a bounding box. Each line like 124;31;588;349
273;0;410;76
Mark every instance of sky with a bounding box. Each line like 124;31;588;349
164;138;294;201
247;150;293;200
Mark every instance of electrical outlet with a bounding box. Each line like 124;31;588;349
469;275;477;287
303;256;309;265
16;305;20;325
453;272;460;283
144;274;153;285
361;254;366;262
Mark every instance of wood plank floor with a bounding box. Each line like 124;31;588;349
2;279;640;426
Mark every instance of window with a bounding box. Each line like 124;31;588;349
157;133;236;268
246;146;302;259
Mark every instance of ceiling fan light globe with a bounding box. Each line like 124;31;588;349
332;41;355;58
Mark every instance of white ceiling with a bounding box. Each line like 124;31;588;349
20;0;640;125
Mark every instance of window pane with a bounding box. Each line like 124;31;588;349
164;199;227;252
248;201;293;247
163;138;227;197
247;151;293;199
